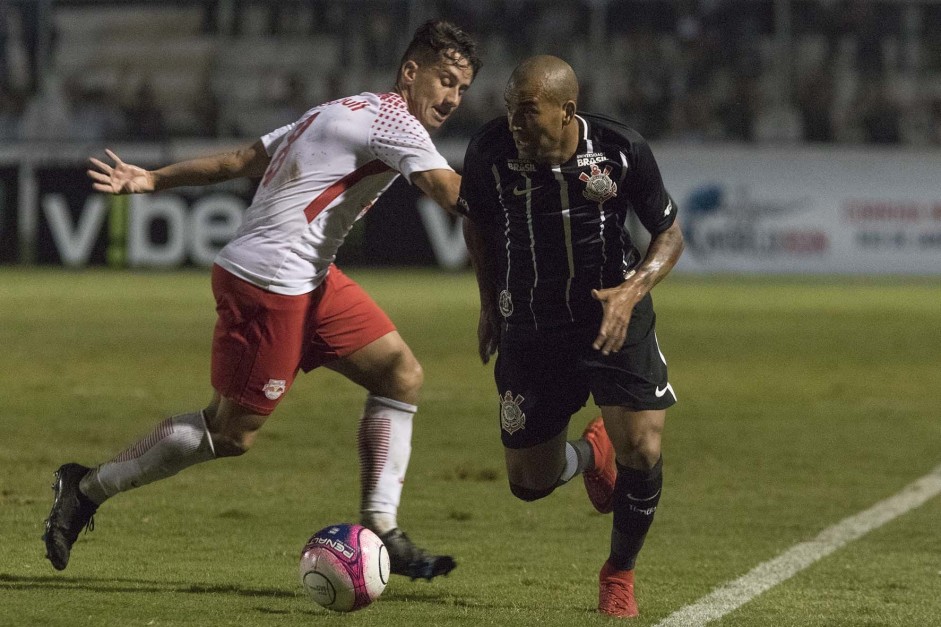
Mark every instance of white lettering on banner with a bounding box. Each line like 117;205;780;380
128;194;245;267
128;195;187;267
40;192;245;267
417;197;467;270
42;193;108;266
189;194;244;266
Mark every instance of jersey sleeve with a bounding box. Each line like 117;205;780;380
368;103;452;182
260;121;295;156
623;136;677;236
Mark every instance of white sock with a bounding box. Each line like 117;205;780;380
80;411;216;504
558;442;581;483
358;394;415;535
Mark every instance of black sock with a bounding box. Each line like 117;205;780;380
609;457;662;570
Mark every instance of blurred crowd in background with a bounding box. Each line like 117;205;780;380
2;0;941;146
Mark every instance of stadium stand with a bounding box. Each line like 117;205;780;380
1;0;940;144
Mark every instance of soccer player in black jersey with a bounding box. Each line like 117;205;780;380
458;55;685;618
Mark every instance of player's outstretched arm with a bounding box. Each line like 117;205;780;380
87;140;271;195
411;169;463;216
591;220;685;355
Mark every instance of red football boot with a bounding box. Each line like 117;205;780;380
582;417;616;513
598;560;638;618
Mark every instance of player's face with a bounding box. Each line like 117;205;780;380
400;52;474;131
505;85;571;163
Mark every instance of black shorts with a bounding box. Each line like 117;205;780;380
494;293;676;449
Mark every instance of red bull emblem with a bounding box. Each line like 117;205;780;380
262;379;287;400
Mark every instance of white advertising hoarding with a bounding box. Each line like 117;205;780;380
654;144;941;275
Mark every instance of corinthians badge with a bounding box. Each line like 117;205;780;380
579;164;617;204
500;391;526;435
498;289;513;318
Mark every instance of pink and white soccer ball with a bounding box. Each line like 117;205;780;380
299;523;390;612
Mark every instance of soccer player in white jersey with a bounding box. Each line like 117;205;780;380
43;20;481;581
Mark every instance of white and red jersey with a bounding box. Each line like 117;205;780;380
215;92;452;295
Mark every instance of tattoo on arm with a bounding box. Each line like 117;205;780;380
635;221;685;292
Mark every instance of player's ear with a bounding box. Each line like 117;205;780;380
562;100;577;125
400;60;419;86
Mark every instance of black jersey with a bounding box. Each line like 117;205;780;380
458;113;677;328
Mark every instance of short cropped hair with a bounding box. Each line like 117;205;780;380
397;19;482;80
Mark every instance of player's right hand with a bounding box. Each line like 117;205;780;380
477;305;501;365
87;149;155;195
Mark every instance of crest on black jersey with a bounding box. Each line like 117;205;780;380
579;164;618;204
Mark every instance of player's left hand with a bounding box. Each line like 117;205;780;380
591;273;642;356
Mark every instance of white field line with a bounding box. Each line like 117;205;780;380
655;463;941;627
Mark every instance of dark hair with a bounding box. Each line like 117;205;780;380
397;19;482;81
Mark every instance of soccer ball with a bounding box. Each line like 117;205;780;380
299;523;390;612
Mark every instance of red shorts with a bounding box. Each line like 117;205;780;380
210;264;396;415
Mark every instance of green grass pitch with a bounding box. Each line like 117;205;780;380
1;268;940;626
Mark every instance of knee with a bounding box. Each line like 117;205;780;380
204;402;265;458
509;482;555;502
386;353;424;400
615;427;662;469
618;436;662;469
211;432;255;458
